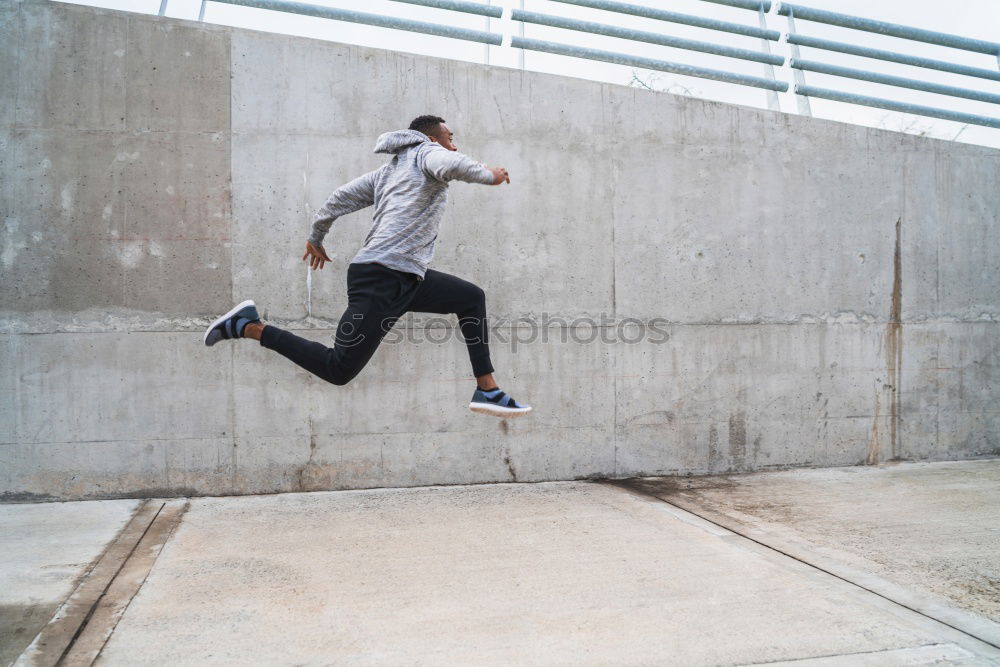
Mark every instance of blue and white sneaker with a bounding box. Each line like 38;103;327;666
203;299;260;346
469;387;532;417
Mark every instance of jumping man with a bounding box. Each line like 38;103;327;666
203;115;532;417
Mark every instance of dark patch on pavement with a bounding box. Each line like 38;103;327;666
0;603;61;667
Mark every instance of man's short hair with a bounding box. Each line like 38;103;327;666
409;115;446;137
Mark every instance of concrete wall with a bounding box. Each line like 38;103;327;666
2;0;998;500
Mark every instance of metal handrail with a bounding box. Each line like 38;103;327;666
699;0;771;11
389;0;500;19
209;0;501;44
210;0;788;94
787;34;1000;84
796;85;1000;129
791;60;1000;106
511;36;788;92
549;0;781;41
510;9;784;66
778;3;1000;56
198;0;998;132
779;3;1000;129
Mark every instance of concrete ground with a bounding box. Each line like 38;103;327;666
0;500;140;666
2;461;998;666
621;460;1000;625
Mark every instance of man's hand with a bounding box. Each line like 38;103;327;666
488;166;510;185
303;241;332;270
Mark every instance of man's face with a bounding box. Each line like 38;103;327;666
428;123;458;151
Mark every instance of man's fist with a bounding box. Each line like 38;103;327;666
303;241;332;270
488;166;510;185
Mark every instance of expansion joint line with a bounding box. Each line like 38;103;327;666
606;481;1000;652
55;501;166;665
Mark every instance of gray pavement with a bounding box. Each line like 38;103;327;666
622;459;1000;625
2;461;999;665
0;500;139;666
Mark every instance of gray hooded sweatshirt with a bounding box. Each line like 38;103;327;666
308;129;495;278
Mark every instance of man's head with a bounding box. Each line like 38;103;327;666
409;115;457;151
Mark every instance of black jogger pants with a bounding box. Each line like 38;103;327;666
260;262;494;385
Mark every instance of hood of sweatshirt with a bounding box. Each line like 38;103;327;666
373;129;431;155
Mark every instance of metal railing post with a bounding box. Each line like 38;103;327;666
158;0;168;16
758;6;780;111
518;0;525;70
199;0;207;20
484;0;490;65
786;8;812;117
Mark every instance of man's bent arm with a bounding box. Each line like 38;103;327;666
308;169;380;246
422;147;496;185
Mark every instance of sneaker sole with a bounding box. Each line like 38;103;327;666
469;403;532;418
203;299;256;345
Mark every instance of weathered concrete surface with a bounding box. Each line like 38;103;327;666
65;478;1000;665
4;463;999;665
623;460;1000;626
1;0;998;498
0;498;139;665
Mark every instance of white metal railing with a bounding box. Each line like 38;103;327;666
154;0;1000;129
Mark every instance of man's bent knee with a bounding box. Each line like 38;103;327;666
323;366;360;386
462;285;486;316
472;285;486;305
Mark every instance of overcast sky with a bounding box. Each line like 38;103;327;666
67;0;1000;147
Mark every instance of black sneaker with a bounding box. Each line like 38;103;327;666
203;300;260;347
469;387;532;418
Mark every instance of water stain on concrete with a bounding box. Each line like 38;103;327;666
870;217;904;465
298;463;340;492
296;429;333;492
0;491;60;503
885;217;903;462
614;474;740;497
503;454;517;482
0;603;60;667
868;386;882;466
708;424;720;473
729;411;747;471
625;411;675;426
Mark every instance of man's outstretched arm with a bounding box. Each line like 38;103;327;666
304;169;380;270
422;148;509;185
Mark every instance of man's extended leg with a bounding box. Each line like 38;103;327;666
245;263;419;385
405;269;494;384
406;269;531;416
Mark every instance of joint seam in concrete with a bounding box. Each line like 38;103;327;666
54;501;168;666
14;500;163;666
60;500;190;666
608;481;1000;654
735;642;974;665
